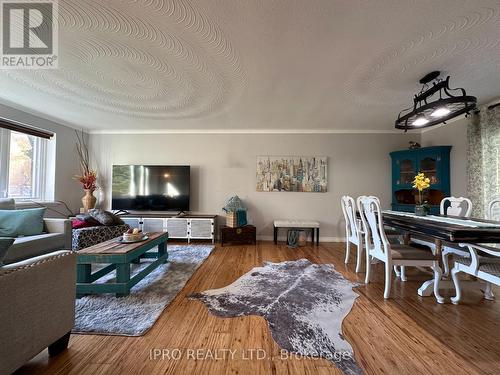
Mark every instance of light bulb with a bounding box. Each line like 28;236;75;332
430;107;451;118
412;117;429;126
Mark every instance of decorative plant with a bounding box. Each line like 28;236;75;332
74;130;98;191
413;172;430;205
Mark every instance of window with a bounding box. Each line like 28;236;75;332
0;129;48;200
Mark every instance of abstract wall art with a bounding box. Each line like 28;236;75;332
256;156;328;192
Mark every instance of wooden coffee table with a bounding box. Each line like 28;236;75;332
76;232;168;298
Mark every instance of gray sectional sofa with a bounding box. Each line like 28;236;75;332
0;199;72;264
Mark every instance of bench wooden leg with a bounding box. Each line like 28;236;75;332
274;226;278;244
311;228;315;244
316;228;319;245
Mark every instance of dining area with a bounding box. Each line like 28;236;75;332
341;194;500;305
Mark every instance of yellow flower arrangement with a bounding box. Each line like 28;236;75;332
413;172;431;205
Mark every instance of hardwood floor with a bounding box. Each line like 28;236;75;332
16;241;500;375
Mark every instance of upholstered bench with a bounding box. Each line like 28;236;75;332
72;224;130;250
273;220;320;245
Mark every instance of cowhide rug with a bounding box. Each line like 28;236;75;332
190;258;362;375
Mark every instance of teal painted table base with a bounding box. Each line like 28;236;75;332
76;234;168;298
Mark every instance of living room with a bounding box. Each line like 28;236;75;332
1;1;499;374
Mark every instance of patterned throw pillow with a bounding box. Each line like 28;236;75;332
0;237;15;265
88;209;124;226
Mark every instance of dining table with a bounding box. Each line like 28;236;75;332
381;210;500;301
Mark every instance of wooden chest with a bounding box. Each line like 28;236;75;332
220;225;256;246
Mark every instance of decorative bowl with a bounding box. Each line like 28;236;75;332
122;232;144;242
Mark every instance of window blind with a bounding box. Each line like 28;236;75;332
0;118;54;139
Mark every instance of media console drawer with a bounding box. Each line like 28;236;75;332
220;225;256;246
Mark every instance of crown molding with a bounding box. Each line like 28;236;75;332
89;128;412;135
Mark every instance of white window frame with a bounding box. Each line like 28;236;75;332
0;128;48;201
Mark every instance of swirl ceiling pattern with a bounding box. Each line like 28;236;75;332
1;0;246;121
0;0;499;132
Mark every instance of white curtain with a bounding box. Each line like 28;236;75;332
467;106;500;218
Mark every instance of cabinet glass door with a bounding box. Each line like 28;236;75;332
398;158;416;186
419;156;438;184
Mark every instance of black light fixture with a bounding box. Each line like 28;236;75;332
395;71;477;131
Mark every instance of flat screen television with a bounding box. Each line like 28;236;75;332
112;165;190;211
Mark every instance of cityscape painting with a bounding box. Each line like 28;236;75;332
256;156;328;192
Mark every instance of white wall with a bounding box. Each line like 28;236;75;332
421;118;468;197
89;132;415;240
0;103;85;213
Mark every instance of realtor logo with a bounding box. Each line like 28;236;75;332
0;0;58;68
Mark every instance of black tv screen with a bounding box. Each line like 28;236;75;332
112;165;190;211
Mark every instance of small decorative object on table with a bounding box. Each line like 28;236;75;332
413;172;431;216
74;130;98;211
223;195;248;228
226;209;247;228
122;228;147;243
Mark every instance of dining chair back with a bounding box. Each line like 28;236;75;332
440;197;473;217
341;195;363;272
439;197;473;276
358;196;443;302
357;196;389;260
489;198;500;221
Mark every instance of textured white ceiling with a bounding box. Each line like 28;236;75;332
0;0;499;132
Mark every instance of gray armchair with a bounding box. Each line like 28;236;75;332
0;250;77;374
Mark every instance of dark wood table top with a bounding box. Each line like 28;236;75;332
382;211;500;243
79;232;168;254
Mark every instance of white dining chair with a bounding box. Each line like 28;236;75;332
489;198;500;221
341;196;364;273
449;198;500;303
341;195;402;274
412;196;473;276
451;243;500;304
359;196;443;302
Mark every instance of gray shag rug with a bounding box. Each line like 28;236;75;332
191;259;362;375
74;244;214;336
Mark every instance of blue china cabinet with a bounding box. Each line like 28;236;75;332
390;146;451;214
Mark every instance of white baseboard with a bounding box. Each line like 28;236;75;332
258;235;344;243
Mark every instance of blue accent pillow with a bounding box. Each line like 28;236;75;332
0;237;15;265
0;208;46;237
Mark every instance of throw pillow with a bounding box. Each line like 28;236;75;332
0;237;15;265
0;198;15;210
71;219;96;229
76;214;102;226
0;208;46;237
88;209;124;226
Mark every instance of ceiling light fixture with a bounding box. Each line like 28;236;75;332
395;71;477;132
430;107;451;118
412;117;429;126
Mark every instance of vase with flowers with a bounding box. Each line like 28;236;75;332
413;172;431;216
74;130;99;211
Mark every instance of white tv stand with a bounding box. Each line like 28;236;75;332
120;214;216;244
